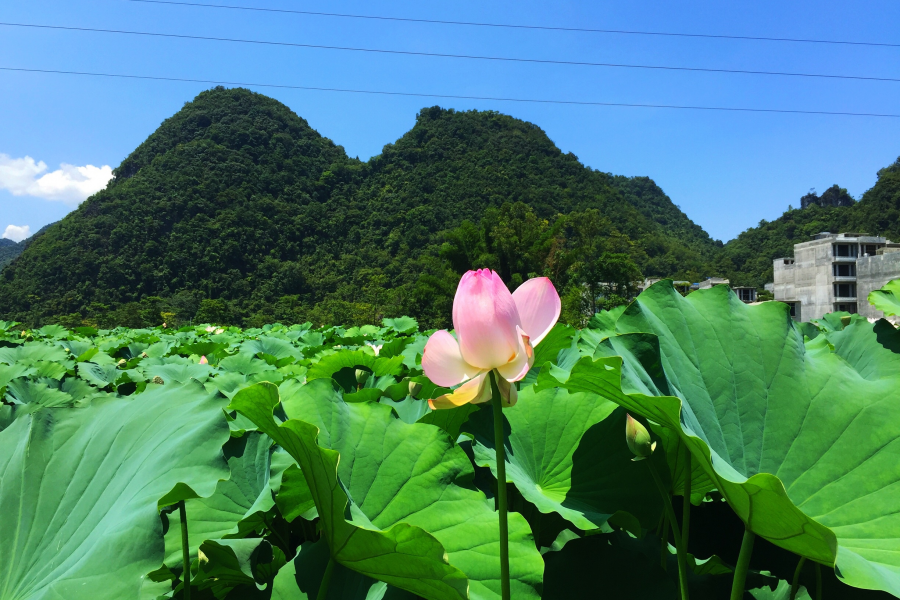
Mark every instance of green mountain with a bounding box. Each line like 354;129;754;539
714;161;900;287
0;87;721;328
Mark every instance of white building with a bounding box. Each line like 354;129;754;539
772;232;900;321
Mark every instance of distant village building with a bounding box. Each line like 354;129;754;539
772;232;900;321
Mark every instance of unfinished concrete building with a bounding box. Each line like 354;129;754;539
773;232;900;321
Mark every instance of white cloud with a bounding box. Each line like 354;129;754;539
0;153;114;205
2;224;31;243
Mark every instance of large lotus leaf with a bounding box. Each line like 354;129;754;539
0;364;35;389
382;316;419;334
531;323;576;367
228;383;470;600
867;278;900;317
0;344;69;365
557;282;900;596
219;352;277;376
35;324;68;339
144;362;213;384
240;336;302;362
4;379;76;407
277;378;544;600
77;361;119;387
748;580;811;600
462;385;663;532
163;431;287;566
306;349;404;381
0;382;229;600
194;538;286;598
270;538;417;600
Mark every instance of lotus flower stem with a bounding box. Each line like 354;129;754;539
488;370;511;600
682;444;692;551
730;527;756;600
647;460;689;600
790;556;807;600
179;500;191;600
317;557;336;600
815;563;822;600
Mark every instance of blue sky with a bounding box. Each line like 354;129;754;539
1;0;898;242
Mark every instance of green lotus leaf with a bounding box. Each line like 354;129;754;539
416;403;478;439
531;323;576;367
219;352;278;375
77;361;119;387
144;362;214;384
463;386;663;532
241;336;303;363
277;378;544;600
195;538;286;598
35;324;68;339
270;538;417;600
275;463;317;522
747;579;812;599
228;383;471;600
163;431;289;566
382;316;419;335
0;382;229;600
306;349;404;381
0;343;68;365
867;278;900;317
4;378;76;407
557;282;900;596
0;364;35;389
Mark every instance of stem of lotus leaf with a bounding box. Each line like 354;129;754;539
730;527;756;600
317;557;336;600
660;511;669;572
488;370;511;600
682;443;691;551
647;460;689;600
179;500;191;600
816;563;822;600
790;556;807;599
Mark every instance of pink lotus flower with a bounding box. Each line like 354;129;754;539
199;355;209;365
422;269;560;409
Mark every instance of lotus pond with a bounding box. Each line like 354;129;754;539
3;281;900;600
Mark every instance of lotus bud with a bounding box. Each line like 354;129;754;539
152;376;164;385
355;369;369;385
625;414;656;461
20;330;27;337
65;348;71;353
141;352;148;358
117;359;127;367
408;381;423;398
200;355;208;365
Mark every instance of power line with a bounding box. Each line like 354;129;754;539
3;21;899;84
128;0;900;49
3;66;898;118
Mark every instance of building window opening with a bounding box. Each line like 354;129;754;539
787;302;797;317
833;263;856;276
863;245;878;256
735;288;756;302
834;244;859;257
836;303;858;314
834;283;856;298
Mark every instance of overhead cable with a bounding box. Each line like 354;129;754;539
127;0;900;49
2;22;899;83
3;66;898;118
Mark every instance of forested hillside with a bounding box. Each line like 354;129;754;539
714;160;900;287
0;87;721;328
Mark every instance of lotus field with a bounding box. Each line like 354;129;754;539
5;275;900;600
